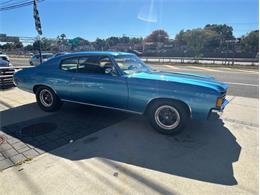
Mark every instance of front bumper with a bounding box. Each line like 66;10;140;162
220;99;229;111
207;98;229;119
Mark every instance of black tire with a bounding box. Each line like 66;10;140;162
147;100;190;135
36;86;62;112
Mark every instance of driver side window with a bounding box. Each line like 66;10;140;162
78;56;117;76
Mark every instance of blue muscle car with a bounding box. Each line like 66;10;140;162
14;52;228;135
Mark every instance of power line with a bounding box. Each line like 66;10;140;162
0;0;45;11
1;0;33;7
0;0;38;10
0;0;16;5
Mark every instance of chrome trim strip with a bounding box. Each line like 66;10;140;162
61;99;142;115
221;99;229;110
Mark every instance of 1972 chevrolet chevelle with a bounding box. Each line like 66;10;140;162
14;52;229;134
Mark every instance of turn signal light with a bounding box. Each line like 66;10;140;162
216;97;223;108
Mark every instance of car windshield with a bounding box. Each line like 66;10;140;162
114;55;151;75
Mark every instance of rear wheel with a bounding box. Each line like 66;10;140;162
36;86;62;112
147;100;190;135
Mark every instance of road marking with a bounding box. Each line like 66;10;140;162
188;66;220;72
225;82;258;87
166;65;259;74
216;67;258;74
230;69;259;74
165;65;179;70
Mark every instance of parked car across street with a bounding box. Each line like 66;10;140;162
29;53;53;66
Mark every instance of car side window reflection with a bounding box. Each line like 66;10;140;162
60;58;78;72
78;56;116;76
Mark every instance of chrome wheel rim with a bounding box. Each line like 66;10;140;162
155;105;180;130
39;89;53;107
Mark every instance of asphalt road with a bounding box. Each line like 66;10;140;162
10;57;259;98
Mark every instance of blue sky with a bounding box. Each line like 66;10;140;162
0;0;259;41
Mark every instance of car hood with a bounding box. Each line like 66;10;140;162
127;71;228;93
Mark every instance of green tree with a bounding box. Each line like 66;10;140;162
240;30;259;57
175;30;186;45
57;33;68;51
94;38;107;50
129;37;143;44
33;38;53;51
175;28;218;57
204;24;234;40
14;41;23;49
1;43;14;51
120;36;130;43
24;44;34;51
57;33;66;43
106;37;120;47
145;29;169;43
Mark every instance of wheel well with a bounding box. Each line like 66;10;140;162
33;85;52;94
144;98;192;118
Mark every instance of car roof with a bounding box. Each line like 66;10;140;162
62;51;135;57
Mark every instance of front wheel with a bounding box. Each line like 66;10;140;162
147;101;190;135
36;86;62;112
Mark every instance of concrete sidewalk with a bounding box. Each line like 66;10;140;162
0;88;258;195
0;88;49;127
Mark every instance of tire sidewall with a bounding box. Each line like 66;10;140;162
36;86;61;112
148;101;189;135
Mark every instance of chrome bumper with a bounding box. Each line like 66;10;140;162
207;99;229;119
220;99;229;111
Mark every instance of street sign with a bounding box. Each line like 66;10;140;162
33;0;43;63
33;0;42;35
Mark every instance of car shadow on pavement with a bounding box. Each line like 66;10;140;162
1;102;241;186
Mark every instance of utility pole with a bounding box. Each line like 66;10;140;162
37;36;42;63
33;0;43;63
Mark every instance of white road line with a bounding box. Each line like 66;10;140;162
225;82;259;87
229;69;259;74
165;65;179;70
188;66;220;72
170;65;258;74
216;67;258;74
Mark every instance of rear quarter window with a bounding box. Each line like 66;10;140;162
60;58;78;72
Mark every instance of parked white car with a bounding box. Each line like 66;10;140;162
0;52;10;62
0;59;10;67
29;53;53;66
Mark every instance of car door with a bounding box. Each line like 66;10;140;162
69;55;128;109
56;57;78;100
